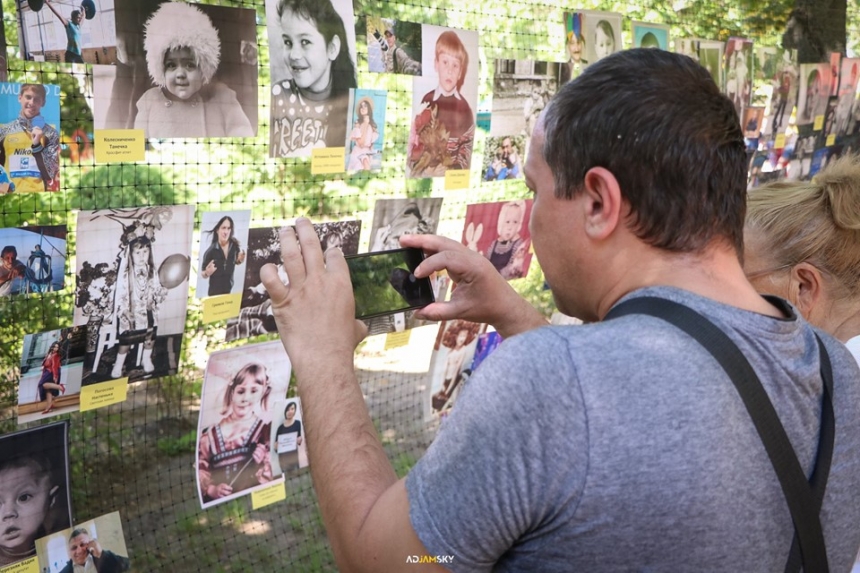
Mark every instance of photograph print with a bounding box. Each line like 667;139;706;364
632;21;669;50
483;135;526;181
196;210;251;299
462;200;534;280
17;0;117;64
833;58;860;137
366;17;422;75
0;421;72;568
93;1;257;137
369;198;442;251
271;396;308;476
427;319;486;418
346;89;387;173
197;341;291;509
18;326;86;424
73;206;194;384
489;59;562;138
0;82;61;192
225;221;361;342
0;225;66;296
407;25;479;178
266;0;358;158
561;12;586;83
797;63;832;127
35;510;130;573
762;48;797;138
697;41;725;89
582;11;622;65
724;37;754;119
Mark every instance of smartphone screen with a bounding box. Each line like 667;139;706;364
345;248;434;320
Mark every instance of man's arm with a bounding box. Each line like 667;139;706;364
261;219;449;572
45;1;69;26
399;233;548;338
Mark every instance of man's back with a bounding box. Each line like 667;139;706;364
407;287;860;572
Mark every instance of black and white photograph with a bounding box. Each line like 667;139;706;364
92;1;257;137
267;0;357;157
797;63;831;127
0;421;72;568
582;11;622;65
682;40;724;89
18;326;86;423
369;198;442;251
271;397;308;476
366;17;422;75
225;221;361;342
73;206;194;383
483;135;525;181
489;59;562;138
17;0;117;64
833;58;859;137
35;511;130;573
196;210;251;299
197;341;290;509
0;225;66;296
725;37;754;119
406;25;479;178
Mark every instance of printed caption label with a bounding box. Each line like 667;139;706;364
0;557;38;573
311;147;346;174
202;293;242;323
384;330;411;350
444;169;470;190
80;378;129;412
94;130;145;163
813;115;825;131
251;481;286;509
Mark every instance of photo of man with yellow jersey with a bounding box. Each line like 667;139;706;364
0;83;60;193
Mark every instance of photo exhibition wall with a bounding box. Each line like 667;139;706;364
0;0;856;569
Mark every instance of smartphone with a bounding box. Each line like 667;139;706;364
345;248;434;320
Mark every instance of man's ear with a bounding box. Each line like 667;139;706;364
327;35;341;62
788;262;823;318
580;166;623;240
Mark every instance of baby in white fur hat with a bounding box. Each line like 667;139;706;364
134;2;254;138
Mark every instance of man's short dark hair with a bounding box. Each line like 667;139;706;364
542;48;747;255
69;527;90;540
1;245;17;258
71;10;82;21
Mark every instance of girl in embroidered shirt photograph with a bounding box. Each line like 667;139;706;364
267;0;357;158
134;2;254;138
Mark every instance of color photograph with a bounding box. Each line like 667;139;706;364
632;22;669;50
462;200;534;280
196;210;251;299
0;82;61;192
0;225;66;296
92;1;257;137
271;397;308;476
483;135;526;181
18;326;86;423
35;511;130;573
0;422;72;568
226;221;360;341
762;48;797;138
407;25;479;178
73;206;194;383
366;17;422;75
266;0;357;157
797;63;832;127
561;12;586;83
17;0;117;64
427;319;485;418
725;37;754;119
197;341;290;509
345;89;387;172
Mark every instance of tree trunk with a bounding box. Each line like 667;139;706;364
782;0;847;63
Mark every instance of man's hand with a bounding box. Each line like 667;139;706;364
399;233;547;338
260;218;367;377
86;538;103;559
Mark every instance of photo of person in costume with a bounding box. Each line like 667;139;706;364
197;342;290;508
36;511;130;573
429;320;484;415
74;206;194;384
134;2;254;138
632;22;669;50
266;0;357;158
0;422;71;567
197;211;250;298
407;27;478;178
462;200;534;280
346;90;387;172
0;83;60;192
561;12;586;83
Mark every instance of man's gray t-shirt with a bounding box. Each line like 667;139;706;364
407;286;860;572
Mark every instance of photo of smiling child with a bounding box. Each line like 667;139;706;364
0;421;72;567
266;0;358;158
0;82;61;192
462;200;534;280
196;341;291;509
407;25;478;178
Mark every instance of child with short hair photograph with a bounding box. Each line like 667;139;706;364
134;2;254;138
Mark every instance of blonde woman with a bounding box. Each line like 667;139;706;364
744;154;860;363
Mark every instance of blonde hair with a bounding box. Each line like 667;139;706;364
497;200;525;231
746;154;860;297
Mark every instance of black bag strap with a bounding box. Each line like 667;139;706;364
605;296;835;573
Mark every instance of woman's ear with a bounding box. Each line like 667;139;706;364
788;262;824;318
327;35;341;62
